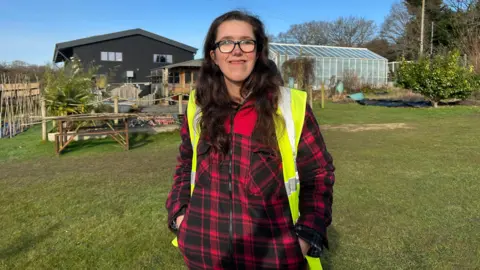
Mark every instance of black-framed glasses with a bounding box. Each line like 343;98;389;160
214;40;257;53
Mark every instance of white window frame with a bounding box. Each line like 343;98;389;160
101;51;123;62
101;52;108;61
108;52;115;61
115;52;123;62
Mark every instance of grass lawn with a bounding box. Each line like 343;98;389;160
1;102;479;269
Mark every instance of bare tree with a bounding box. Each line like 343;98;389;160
0;61;46;82
447;0;480;70
273;32;297;43
364;38;397;60
275;21;331;45
379;1;413;58
444;0;478;11
289;21;331;45
380;2;411;44
273;16;376;48
328;16;377;47
266;33;276;43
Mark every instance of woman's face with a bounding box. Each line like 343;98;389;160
210;20;257;84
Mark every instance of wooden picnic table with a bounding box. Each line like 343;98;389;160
45;114;136;155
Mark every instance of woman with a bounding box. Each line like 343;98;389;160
166;10;335;270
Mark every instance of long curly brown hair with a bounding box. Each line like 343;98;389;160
195;10;283;153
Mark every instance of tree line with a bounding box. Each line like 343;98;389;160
3;1;480;74
0;61;46;81
270;0;480;69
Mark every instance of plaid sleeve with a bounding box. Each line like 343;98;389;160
295;104;335;250
295;224;324;257
165;111;193;233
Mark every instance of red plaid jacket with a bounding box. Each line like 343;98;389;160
166;102;335;269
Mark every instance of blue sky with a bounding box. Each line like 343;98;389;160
1;0;397;65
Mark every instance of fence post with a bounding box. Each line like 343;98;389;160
308;85;313;109
135;90;139;107
0;83;3;139
163;68;169;105
41;98;47;141
321;82;325;109
114;95;119;125
178;94;183;114
8;94;13;138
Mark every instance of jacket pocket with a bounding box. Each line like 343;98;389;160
177;206;191;251
290;225;305;259
195;140;212;187
246;146;285;206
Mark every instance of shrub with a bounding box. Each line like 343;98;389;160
397;50;479;107
342;70;361;94
472;91;480;100
93;103;114;113
281;57;315;90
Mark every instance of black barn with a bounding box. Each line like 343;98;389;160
53;28;197;84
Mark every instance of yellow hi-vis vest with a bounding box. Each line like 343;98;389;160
171;87;323;270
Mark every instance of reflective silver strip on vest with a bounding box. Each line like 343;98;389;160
191;105;200;187
190;172;196;186
193;106;202;141
279;87;300;196
285;176;300;195
279;87;296;156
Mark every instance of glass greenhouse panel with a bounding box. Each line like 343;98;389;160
370;60;375;81
342;59;347;74
331;59;337;79
269;43;388;87
354;59;360;78
324;58;331;80
315;61;321;83
379;61;386;82
302;46;317;56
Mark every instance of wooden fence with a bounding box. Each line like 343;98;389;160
0;75;41;138
109;84;156;107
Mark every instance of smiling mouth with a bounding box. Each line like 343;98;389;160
229;60;246;64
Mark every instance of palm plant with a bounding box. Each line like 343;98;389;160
42;57;98;116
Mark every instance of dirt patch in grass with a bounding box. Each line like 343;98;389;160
322;123;413;132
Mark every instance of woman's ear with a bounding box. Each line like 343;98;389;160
210;50;217;65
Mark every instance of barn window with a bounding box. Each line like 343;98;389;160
154;54;173;63
115;52;123;61
108;52;115;61
101;51;122;62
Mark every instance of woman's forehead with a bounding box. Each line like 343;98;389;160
216;20;254;41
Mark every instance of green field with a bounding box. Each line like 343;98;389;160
1;102;479;269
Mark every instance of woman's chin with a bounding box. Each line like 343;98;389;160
225;74;249;84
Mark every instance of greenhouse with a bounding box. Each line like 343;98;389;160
269;43;388;89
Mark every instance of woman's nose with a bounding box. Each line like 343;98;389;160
231;45;243;56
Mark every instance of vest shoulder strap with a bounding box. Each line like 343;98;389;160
187;88;306;150
278;86;307;155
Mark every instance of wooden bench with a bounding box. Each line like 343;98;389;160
52;115;131;155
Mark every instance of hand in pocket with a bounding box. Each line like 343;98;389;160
298;238;311;256
176;215;185;228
